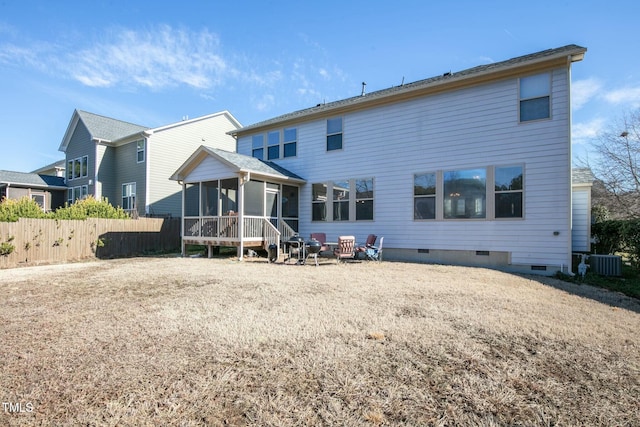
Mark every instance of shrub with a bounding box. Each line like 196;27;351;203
0;241;15;256
48;196;130;220
593;218;640;267
0;197;45;222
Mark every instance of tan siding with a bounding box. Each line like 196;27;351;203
147;113;239;217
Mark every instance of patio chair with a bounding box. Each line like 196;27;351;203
333;235;356;263
365;237;384;262
355;234;377;258
310;232;329;254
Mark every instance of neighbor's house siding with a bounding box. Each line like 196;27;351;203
571;186;591;252
65;120;93;195
147;113;239;217
114;139;147;213
237;68;572;269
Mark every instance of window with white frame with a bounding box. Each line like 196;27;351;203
67;160;73;181
136;140;145;163
327;117;343;151
312;178;374;221
73;158;81;179
81;156;88;177
122;182;136;211
495;165;523;218
31;193;45;211
519;73;551;122
67;156;89;180
414;172;436;220
251;128;298;160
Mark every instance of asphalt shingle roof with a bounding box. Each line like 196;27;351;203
206;148;305;181
0;170;66;188
77;110;148;141
572;168;595;185
235;44;587;134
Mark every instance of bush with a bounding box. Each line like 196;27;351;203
50;196;130;220
593;218;640;267
0;196;130;222
0;197;46;222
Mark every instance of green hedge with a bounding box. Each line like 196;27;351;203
0;196;130;222
592;219;640;267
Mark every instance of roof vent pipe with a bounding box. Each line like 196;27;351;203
361;82;366;96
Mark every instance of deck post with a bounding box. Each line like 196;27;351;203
180;181;186;257
238;175;245;260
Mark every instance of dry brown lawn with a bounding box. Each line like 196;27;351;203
1;256;639;426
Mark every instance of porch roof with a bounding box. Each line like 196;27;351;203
170;146;306;184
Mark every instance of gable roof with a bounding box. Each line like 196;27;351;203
170;146;305;183
59;110;149;152
0;170;67;189
572;168;596;186
232;44;587;136
31;159;66;174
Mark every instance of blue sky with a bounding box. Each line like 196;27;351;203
1;0;638;173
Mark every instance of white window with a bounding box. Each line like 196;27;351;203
67;160;73;181
252;135;264;160
122;182;136;211
81;156;88;177
327;118;343;151
267;131;280;160
283;128;297;158
31;194;45;211
520;73;551;122
136;140;145;163
73;158;81;179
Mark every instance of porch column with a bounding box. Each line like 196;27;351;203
238;175;245;260
180;181;185;257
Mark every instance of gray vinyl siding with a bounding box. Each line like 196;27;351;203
147;113;238;217
571;187;591;252
237;67;573;268
64;120;93;190
96;145;116;204
114;141;147;214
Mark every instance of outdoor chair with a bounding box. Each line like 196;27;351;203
333;235;356;263
355;234;377;258
365;237;384;262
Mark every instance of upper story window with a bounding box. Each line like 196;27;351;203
327;117;343;151
136;140;145;163
252;135;264;160
267;131;280;160
251;128;298;160
283;128;297;158
67;156;88;181
495;165;523;218
519;73;551;122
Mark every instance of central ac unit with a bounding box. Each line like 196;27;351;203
590;255;622;277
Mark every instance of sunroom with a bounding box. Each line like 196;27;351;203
170;146;305;258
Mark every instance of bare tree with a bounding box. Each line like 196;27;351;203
587;109;640;218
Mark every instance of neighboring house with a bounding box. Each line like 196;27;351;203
31;159;66;177
59;110;241;217
171;44;587;275
0;170;67;211
571;167;595;253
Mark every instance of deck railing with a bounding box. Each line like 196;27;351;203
183;215;283;250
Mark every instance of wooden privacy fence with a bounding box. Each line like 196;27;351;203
0;217;181;269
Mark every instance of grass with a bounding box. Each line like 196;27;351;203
0;257;639;426
565;255;640;299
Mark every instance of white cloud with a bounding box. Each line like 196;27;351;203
603;86;640;106
573;118;605;142
68;25;228;89
572;78;602;110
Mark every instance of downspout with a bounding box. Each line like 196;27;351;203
565;55;574;274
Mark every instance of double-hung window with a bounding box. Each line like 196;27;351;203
519;73;551;122
495;166;523;218
136;140;145;163
122;182;136;211
252;135;264;160
355;178;374;220
267;131;280;160
414;173;436;220
283;128;297;158
327;117;343;151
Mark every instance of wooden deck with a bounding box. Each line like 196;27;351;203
182;215;296;252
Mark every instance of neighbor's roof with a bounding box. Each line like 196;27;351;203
59;110;149;152
30;159;66;174
232;44;587;136
0;170;67;189
170;146;305;183
572;168;596;185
